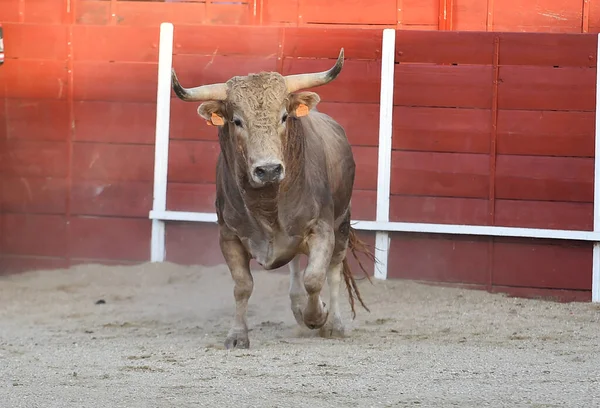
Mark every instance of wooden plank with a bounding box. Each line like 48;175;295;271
165;222;223;266
0;1;20;22
75;0;110;25
396;31;495;64
0;256;69;276
1;60;68;100
389;195;490;225
114;1;207;26
174;25;280;57
496;110;594;157
23;0;65;24
492;0;583;33
350;189;377;221
6;99;70;141
172;55;278;89
589;0;600;33
167;140;220;184
1;213;67;257
3;140;69;178
282;59;381;104
170;98;218;142
263;0;298;24
2;176;67;214
390;151;490;198
206;2;252;25
495;155;594;202
495;199;593;231
299;0;397;25
282;27;383;60
68;216;151;261
73;25;159;63
73;61;158;103
71;143;154;182
452;0;487;31
167;182;217;213
497;66;595;111
492;240;592;290
402;0;438;26
70;180;152;218
73;101;157;144
498;32;597;67
352;146;378;191
392;106;491;154
394;64;493;109
3;23;68;60
387;232;490;284
317;102;379;147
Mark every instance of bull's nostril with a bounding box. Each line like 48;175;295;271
273;164;282;176
254;163;284;182
255;167;265;178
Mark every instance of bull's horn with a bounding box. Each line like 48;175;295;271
171;68;228;101
284;48;344;93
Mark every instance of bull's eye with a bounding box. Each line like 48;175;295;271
281;113;288;124
233;118;243;128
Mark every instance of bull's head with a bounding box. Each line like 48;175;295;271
171;49;344;188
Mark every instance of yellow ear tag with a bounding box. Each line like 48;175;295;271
295;104;309;117
209;113;224;126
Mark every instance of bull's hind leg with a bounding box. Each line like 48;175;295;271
289;255;308;326
220;226;253;349
319;260;346;338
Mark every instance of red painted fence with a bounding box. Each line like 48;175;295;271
0;0;597;301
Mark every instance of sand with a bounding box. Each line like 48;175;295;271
0;261;599;407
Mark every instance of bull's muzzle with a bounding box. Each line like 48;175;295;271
252;162;284;185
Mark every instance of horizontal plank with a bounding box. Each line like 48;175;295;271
498;32;597;67
317;102;379;147
72;143;154;182
264;0;298;23
174;25;280;57
495;199;593;231
389;196;490;225
282;27;383;60
70;180;153;218
350;189;377;221
73;101;157;144
0;256;69;276
396;31;495;64
387;232;490;285
2;177;67;214
0;99;6;140
1;213;67;257
6;99;70;141
3;23;68;60
495;155;594;202
452;0;487;31
68;216;151;261
114;1;207;26
23;0;65;24
73;61;158;103
492;0;584;33
0;2;20;22
165;222;223;266
402;0;437;26
393;107;491;153
590;0;600;33
2;140;68;178
394;64;493;109
167;183;217;213
282;59;381;103
300;0;397;24
390;151;490;198
75;0;110;25
167;140;220;184
497;66;596;111
352;146;378;190
492;240;592;290
0;60;68;100
496;110;594;157
73;25;159;63
170;98;219;141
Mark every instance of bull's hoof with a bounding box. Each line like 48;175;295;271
319;315;346;339
303;301;328;330
224;330;250;349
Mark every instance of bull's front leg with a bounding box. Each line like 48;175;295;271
302;220;335;330
220;226;253;349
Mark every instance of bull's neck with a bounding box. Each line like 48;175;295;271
240;183;281;228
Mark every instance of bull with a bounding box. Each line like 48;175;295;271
171;49;373;349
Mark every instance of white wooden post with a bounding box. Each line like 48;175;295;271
592;33;600;302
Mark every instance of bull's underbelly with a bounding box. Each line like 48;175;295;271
241;233;304;270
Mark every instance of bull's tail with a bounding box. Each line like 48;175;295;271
342;226;376;319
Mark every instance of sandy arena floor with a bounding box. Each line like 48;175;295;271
0;262;599;407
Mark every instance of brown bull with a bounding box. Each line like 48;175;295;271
171;49;373;349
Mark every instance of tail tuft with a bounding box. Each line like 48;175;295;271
342;226;376;319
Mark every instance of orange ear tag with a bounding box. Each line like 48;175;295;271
295;104;309;117
209;113;224;126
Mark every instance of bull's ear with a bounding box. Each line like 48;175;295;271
197;101;225;126
289;92;320;118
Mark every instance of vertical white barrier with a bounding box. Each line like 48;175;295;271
592;33;600;302
373;28;396;280
150;22;174;262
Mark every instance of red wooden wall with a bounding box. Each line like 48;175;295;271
0;0;597;301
